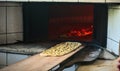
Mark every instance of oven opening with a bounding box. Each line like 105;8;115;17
23;3;107;47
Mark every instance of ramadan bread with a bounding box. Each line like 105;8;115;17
40;42;82;57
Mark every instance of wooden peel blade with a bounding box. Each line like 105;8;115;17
0;43;84;71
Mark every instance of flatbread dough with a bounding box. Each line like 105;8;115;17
40;42;82;56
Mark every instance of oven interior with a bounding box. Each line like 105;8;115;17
22;3;108;47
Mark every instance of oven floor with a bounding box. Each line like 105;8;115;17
76;60;116;71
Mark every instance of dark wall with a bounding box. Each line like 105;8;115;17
94;4;108;47
23;3;49;42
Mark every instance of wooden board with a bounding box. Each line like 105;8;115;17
76;60;117;71
0;46;84;71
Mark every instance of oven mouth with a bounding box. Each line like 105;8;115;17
22;3;108;47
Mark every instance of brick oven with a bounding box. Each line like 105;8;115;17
22;3;108;70
23;3;108;47
0;2;119;71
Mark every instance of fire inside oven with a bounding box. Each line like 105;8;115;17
23;3;107;47
49;5;94;42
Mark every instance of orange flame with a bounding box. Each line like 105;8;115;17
67;25;93;37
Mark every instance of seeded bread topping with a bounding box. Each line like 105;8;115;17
40;42;82;56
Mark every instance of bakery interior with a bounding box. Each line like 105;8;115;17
0;0;120;71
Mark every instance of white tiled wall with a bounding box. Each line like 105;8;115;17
107;5;120;55
106;0;120;3
0;3;21;6
0;35;6;44
7;54;28;65
0;52;29;68
0;0;6;1
0;3;23;44
7;33;23;43
0;7;6;34
29;0;53;2
7;7;23;33
79;0;105;3
7;0;28;2
46;0;77;1
0;53;6;65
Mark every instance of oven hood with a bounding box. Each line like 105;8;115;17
1;0;120;3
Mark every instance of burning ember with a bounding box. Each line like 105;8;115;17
60;25;93;38
68;25;93;37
